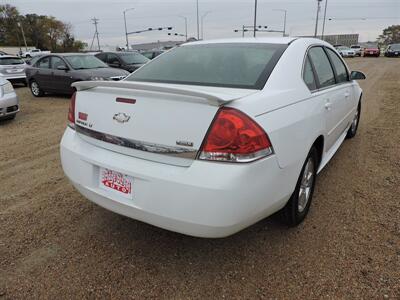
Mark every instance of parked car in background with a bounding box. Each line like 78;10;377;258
95;51;149;73
0;51;8;56
384;43;400;57
363;45;380;57
61;37;365;238
140;50;164;60
0;78;19;121
350;45;362;56
0;55;27;86
20;48;51;58
336;46;355;58
25;54;129;97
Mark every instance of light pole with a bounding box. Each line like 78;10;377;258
17;22;28;51
123;8;134;50
273;9;287;37
253;0;258;37
196;0;200;40
321;0;328;40
314;0;323;37
201;11;211;40
179;16;188;41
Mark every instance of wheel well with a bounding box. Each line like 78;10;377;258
313;136;324;167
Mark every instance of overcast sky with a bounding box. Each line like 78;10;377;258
5;0;400;47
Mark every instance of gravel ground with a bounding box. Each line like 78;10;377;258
0;58;399;299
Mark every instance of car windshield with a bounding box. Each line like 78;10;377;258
119;52;149;64
65;55;108;69
351;45;360;49
338;46;350;50
126;43;287;89
390;44;400;50
0;57;24;65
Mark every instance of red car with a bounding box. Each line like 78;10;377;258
363;46;380;57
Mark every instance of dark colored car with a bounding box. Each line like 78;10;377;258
385;43;400;57
25;53;129;97
95;51;149;72
141;50;164;60
363;46;380;57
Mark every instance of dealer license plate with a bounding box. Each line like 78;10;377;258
99;168;133;199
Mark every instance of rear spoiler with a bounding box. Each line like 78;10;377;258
72;81;240;106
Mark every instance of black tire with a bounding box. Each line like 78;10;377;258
283;147;318;226
30;80;44;97
346;101;361;139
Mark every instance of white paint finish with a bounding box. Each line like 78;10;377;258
60;37;363;237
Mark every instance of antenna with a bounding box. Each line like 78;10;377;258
90;17;100;51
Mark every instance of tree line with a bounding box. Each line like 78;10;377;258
0;4;86;52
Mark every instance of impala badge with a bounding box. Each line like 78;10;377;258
113;112;131;123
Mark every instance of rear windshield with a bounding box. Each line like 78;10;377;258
65;55;108;69
120;53;149;64
0;57;24;65
125;43;287;89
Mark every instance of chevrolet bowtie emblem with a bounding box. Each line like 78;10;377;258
113;112;131;123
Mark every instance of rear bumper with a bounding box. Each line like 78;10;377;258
60;127;294;238
0;74;26;82
364;52;380;57
0;91;19;118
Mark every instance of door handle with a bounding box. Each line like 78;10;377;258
325;101;332;110
344;92;350;98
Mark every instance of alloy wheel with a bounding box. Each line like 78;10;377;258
298;158;315;213
31;82;40;96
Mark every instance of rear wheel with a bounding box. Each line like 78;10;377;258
30;80;44;97
346;102;361;139
283;147;318;226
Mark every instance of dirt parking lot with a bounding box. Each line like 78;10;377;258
1;57;399;299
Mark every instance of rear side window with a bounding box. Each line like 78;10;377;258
36;57;50;69
308;47;335;88
326;48;349;83
303;56;317;90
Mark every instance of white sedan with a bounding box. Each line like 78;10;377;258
0;78;19;120
336;46;356;58
60;37;365;238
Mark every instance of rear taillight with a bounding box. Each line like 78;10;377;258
68;92;76;129
198;107;273;163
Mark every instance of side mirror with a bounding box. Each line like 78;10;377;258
57;65;69;71
350;71;366;80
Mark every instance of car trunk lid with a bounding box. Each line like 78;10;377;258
72;81;258;166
